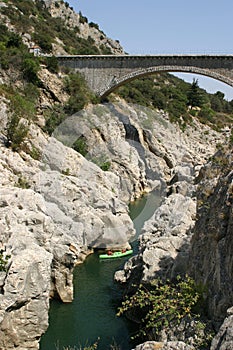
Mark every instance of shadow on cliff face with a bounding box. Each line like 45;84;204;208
187;148;233;324
108;103;169;185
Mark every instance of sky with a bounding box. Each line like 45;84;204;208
68;0;233;100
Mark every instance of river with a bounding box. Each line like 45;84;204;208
40;191;161;350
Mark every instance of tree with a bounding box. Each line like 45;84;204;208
6;32;22;48
210;91;225;112
32;32;52;53
46;56;59;74
22;57;40;84
64;72;98;114
5;114;29;151
187;78;203;108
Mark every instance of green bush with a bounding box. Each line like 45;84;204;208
43;105;66;136
6;32;22;48
198;106;216;124
0;23;27;70
99;44;112;55
79;11;88;24
65;94;87;114
167;100;187;121
100;161;111;171
117;275;208;341
89;22;99;30
187;78;204;108
72;136;88;156
29;145;41;160
64;73;98;114
0;22;41;83
45;56;59;74
8;85;38;120
32;31;52;52
90;156;111;171
22;57;40;84
5;114;29;151
151;90;167;110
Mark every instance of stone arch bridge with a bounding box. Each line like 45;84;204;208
57;55;233;97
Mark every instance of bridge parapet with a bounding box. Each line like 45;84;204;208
57;55;233;97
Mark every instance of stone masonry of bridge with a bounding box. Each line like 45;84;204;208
57;55;233;97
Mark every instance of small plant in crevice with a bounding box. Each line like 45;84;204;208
15;176;30;189
99;161;111;171
62;168;70;176
72;136;88;157
28;145;41;161
90;156;111;171
0;252;10;272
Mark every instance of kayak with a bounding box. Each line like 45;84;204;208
99;249;133;259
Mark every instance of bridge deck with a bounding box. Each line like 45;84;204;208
57;54;233;96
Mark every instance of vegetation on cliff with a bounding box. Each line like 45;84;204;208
0;253;10;272
1;0;232;150
0;0;113;55
0;2;232;350
0;21;98;150
117;275;212;348
116;74;233;131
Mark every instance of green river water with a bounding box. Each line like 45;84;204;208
40;191;161;350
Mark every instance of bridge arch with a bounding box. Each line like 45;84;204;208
100;65;233;97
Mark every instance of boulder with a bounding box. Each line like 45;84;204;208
117;193;196;284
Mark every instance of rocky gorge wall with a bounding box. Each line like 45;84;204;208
114;114;233;349
0;88;228;349
188;149;233;320
132;149;233;350
0;2;232;349
188;149;233;350
0;134;135;349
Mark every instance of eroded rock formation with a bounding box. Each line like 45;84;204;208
0;129;135;349
188;148;233;350
0;96;224;348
